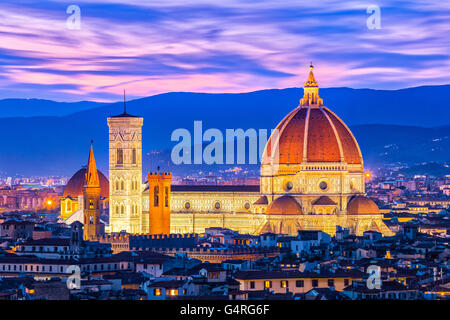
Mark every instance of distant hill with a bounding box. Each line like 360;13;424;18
0;98;107;118
397;163;450;177
0;85;449;177
352;124;450;168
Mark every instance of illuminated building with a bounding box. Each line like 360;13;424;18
83;142;103;240
59;146;109;224
146;172;172;234
62;65;393;236
234;270;363;294
164;65;393;236
0;187;59;212
107;102;144;234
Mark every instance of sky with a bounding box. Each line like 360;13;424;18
0;0;449;102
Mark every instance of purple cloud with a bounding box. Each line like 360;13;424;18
0;0;448;101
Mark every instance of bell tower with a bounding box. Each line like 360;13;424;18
83;141;102;240
107;93;143;234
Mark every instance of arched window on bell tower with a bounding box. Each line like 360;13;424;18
117;148;123;164
154;186;159;207
132;149;137;164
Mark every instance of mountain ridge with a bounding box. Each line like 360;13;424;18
1;85;449;176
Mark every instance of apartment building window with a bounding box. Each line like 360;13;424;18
281;280;288;288
328;279;334;287
250;281;255;289
312;279;318;287
264;281;272;289
169;289;177;296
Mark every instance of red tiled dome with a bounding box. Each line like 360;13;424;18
262;65;362;166
63;168;109;198
347;196;380;215
262;106;362;165
266;195;303;215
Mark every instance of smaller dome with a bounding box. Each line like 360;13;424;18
266;195;303;215
63;168;109;199
347;196;380;215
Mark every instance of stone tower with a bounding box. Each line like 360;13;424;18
147;172;172;234
83;142;102;240
107;99;143;234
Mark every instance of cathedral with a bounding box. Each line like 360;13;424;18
60;65;393;237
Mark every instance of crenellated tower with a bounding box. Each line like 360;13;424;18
147;172;172;234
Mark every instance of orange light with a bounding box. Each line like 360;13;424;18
46;200;52;205
365;172;372;179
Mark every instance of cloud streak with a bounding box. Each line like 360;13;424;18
0;0;448;101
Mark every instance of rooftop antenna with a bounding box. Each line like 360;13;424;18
123;89;127;114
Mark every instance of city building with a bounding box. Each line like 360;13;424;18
61;66;394;237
